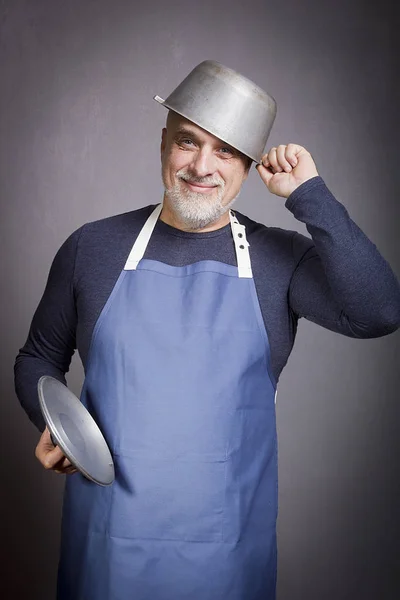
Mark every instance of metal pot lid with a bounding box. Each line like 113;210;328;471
38;376;115;486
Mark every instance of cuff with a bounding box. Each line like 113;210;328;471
285;176;327;212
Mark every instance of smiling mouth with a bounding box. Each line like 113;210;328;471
183;181;218;192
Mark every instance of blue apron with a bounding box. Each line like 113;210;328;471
58;206;278;600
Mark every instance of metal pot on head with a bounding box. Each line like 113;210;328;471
154;60;277;164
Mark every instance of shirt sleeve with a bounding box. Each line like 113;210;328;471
14;227;83;431
286;176;400;338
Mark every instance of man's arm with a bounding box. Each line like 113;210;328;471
286;177;400;337
256;145;400;337
14;227;83;431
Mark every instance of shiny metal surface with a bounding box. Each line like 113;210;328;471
154;60;277;163
38;376;115;486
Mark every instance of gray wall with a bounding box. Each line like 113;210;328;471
1;1;399;598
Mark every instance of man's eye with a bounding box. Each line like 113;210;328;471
180;138;194;146
220;147;234;156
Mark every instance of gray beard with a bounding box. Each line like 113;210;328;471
163;169;239;230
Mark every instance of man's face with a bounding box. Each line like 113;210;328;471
161;112;250;230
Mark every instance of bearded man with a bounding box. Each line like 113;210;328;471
15;61;400;600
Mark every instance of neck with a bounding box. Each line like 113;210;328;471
159;196;231;233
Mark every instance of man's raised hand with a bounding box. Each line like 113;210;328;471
256;143;319;198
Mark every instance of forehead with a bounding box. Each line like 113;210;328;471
167;113;231;146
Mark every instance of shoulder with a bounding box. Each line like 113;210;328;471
80;205;155;238
60;206;156;283
63;205;155;255
59;205;155;246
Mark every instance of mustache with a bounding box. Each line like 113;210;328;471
176;169;225;188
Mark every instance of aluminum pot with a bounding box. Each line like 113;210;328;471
154;60;277;163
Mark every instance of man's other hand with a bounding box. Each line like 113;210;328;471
256;144;319;198
35;427;78;475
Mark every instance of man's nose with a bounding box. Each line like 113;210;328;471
190;148;217;178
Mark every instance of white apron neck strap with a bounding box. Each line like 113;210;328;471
124;204;253;278
124;204;163;270
229;210;253;279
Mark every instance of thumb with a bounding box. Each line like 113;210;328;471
36;427;66;469
42;426;57;450
256;164;273;187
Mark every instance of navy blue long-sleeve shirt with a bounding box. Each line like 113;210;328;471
14;177;400;431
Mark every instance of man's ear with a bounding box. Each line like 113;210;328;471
161;127;167;155
243;157;252;180
239;155;252;179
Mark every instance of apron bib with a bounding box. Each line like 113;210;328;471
58;206;278;600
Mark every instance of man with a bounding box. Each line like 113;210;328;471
14;61;400;600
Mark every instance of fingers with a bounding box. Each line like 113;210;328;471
261;144;302;173
54;462;78;475
35;427;76;474
276;145;292;172
285;143;300;168
264;147;282;173
54;455;74;470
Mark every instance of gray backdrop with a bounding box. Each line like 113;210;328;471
1;1;399;599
